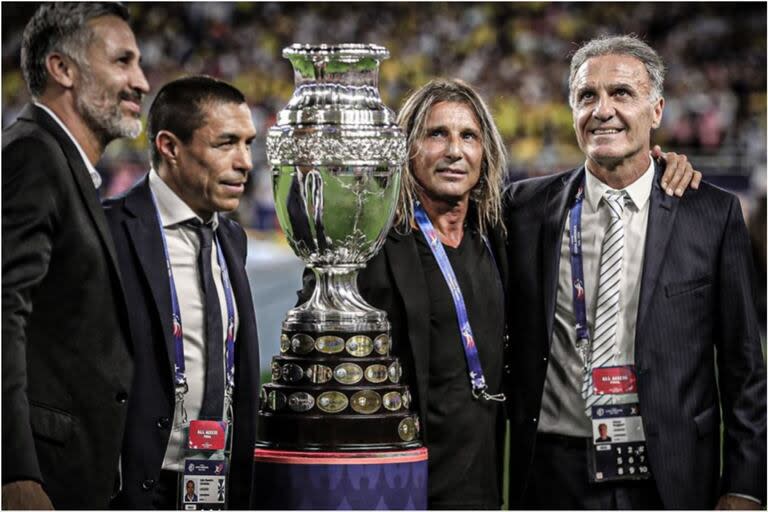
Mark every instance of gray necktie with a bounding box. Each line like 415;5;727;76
583;190;629;414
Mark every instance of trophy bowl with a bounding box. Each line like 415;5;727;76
267;44;405;333
260;44;420;451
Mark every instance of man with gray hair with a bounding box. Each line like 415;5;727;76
2;3;149;508
504;34;765;509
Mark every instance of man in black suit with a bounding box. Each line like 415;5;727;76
103;76;260;509
299;79;510;509
298;79;697;510
504;35;766;509
2;3;149;509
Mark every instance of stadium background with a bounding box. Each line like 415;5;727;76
3;2;766;373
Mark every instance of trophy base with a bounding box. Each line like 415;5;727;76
251;446;428;510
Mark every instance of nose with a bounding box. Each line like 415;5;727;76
592;93;615;121
235;142;253;173
131;64;150;95
444;133;461;161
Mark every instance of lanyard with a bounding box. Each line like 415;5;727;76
151;193;237;393
414;203;505;402
568;179;595;369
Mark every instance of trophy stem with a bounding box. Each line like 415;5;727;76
283;266;388;332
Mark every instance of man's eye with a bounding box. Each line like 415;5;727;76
428;129;446;137
580;92;595;101
463;132;478;140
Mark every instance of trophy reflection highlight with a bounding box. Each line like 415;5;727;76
259;44;422;451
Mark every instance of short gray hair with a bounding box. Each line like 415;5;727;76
21;2;130;98
568;34;666;107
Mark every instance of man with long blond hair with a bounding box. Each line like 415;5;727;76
299;78;695;508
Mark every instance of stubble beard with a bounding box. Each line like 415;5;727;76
76;71;142;145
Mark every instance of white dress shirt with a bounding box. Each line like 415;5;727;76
148;169;239;471
33;102;102;189
539;157;653;437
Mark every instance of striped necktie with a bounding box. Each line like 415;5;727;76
583;189;629;413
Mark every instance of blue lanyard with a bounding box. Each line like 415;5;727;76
414;204;505;402
568;179;590;366
151;193;236;392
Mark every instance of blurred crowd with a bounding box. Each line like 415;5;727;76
2;2;766;238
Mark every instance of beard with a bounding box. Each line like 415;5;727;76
76;73;143;144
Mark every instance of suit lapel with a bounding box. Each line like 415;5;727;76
636;165;678;333
22;105;124;288
542;168;584;345
123;177;176;376
384;231;431;426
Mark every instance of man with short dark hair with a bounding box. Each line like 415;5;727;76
2;3;149;508
103;75;261;509
505;34;766;509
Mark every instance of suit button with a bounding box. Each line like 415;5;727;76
141;479;155;491
157;417;171;429
532;417;538;423
115;391;128;404
542;356;548;363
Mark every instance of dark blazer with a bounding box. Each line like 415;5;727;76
2;104;133;508
297;224;509;499
503;164;767;509
102;176;260;509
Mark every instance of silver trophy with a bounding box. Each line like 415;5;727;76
259;44;420;449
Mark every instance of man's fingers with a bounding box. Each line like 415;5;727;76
691;170;702;189
661;152;684;195
674;167;694;197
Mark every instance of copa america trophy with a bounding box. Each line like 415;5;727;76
253;44;426;510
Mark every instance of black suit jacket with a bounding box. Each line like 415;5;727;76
102;176;260;509
297;224;509;500
503;164;767;509
2;104;133;508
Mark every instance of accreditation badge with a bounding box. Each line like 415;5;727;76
180;420;231;509
588;402;651;483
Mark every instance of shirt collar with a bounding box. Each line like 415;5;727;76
584;155;654;212
148;169;219;229
33;102;102;189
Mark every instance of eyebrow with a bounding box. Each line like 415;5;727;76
215;132;257;142
577;81;639;92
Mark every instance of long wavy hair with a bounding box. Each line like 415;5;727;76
393;78;507;236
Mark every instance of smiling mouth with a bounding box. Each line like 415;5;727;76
591;128;623;135
121;99;142;115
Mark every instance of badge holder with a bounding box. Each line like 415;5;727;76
587;366;651;483
179;396;233;510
